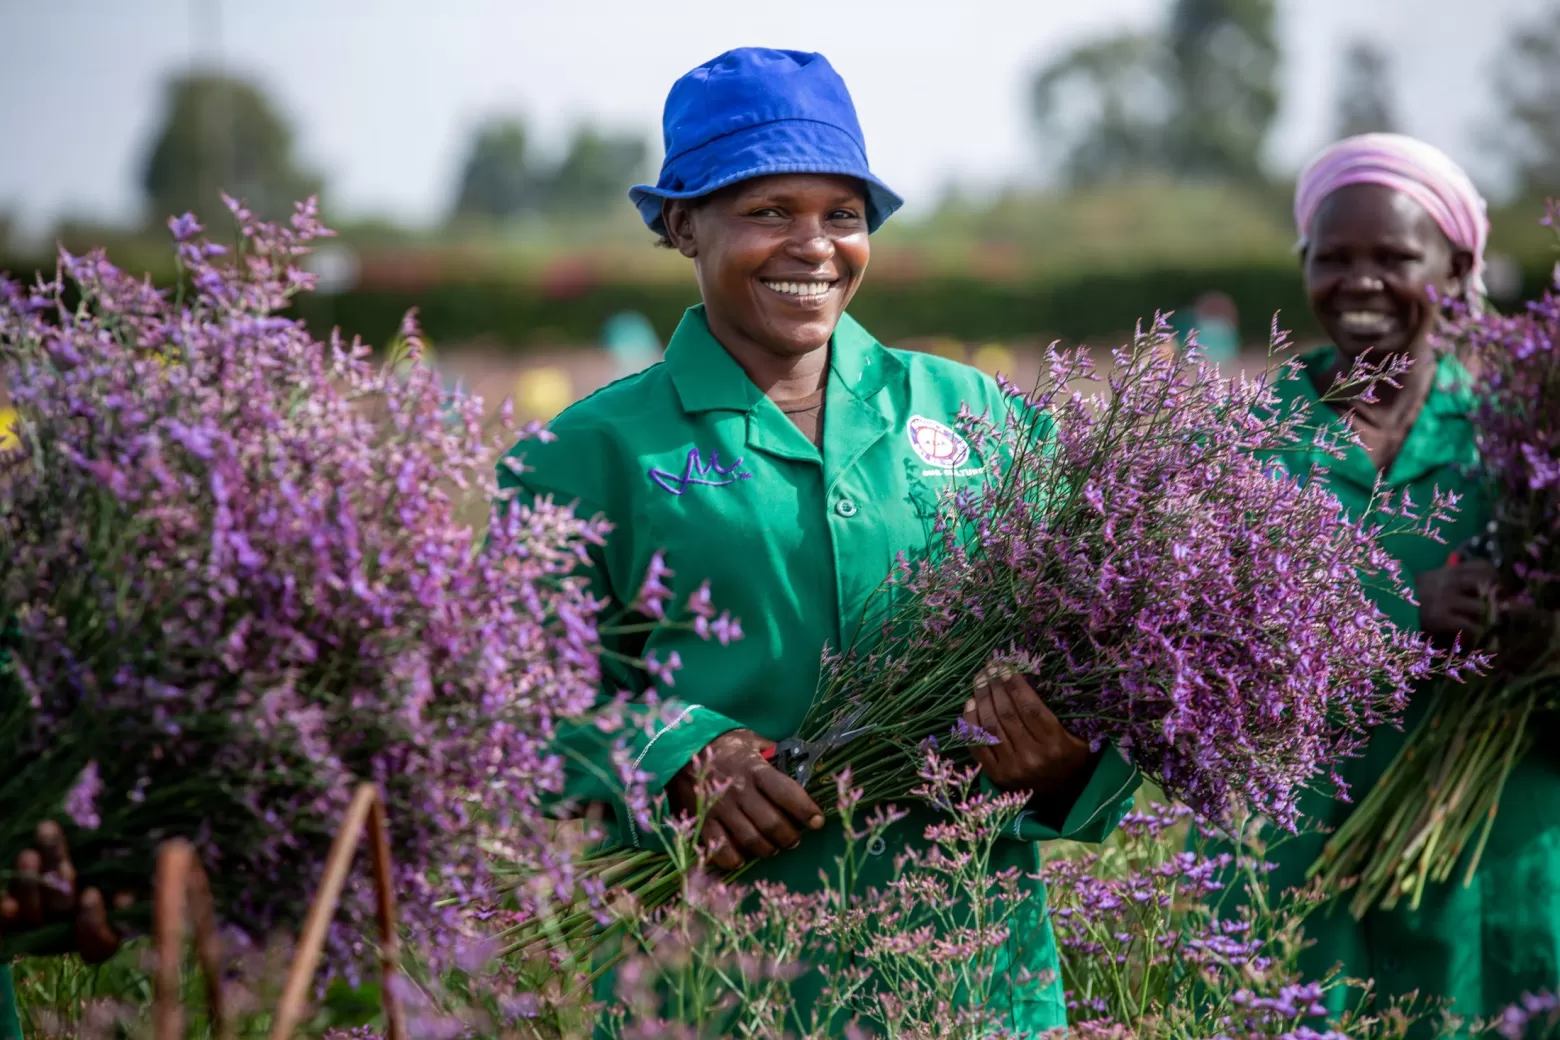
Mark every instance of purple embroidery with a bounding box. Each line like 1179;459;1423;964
649;448;750;495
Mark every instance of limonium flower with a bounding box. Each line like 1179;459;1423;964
0;198;627;968
796;316;1462;829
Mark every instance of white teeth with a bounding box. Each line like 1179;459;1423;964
1338;311;1392;329
761;280;833;298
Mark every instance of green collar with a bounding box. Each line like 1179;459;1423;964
664;305;903;416
1279;346;1476;490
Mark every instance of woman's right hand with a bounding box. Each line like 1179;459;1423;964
1;821;129;964
667;729;825;871
1417;558;1498;646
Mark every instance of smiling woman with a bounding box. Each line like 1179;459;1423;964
1250;132;1560;1026
494;46;1138;1036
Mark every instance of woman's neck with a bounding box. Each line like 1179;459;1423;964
706;312;831;400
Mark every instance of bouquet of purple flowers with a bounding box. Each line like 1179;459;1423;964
0;199;620;968
1315;206;1560;917
513;316;1464;957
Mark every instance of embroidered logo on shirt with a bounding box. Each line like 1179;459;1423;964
649;448;752;495
907;415;977;476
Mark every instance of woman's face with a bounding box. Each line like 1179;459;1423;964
1303;182;1473;362
664;174;870;359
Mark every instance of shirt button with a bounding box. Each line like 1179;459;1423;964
835;499;858;518
866;836;887;856
1381;956;1401;973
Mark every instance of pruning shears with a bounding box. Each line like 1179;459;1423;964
760;704;874;788
1447;520;1504;569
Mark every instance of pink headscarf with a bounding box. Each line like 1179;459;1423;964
1293;132;1489;300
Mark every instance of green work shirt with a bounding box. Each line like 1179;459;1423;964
500;306;1140;1034
0;964;19;1040
1255;348;1560;1026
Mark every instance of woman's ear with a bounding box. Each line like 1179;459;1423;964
662;200;699;259
1447;248;1475;299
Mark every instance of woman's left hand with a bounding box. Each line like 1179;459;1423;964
964;667;1095;800
1;821;129;964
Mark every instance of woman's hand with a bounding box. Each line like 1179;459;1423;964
1;821;130;964
964;667;1096;808
667;729;826;871
1417;558;1499;646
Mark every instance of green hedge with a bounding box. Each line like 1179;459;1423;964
7;253;1556;350
291;262;1558;351
291;264;1330;351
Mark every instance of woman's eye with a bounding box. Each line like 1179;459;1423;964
831;209;863;222
749;207;783;218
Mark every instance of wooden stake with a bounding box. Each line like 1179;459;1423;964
152;839;229;1040
270;783;405;1040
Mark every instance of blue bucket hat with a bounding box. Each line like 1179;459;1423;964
629;48;903;236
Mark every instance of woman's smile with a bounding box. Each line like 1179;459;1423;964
758;278;839;303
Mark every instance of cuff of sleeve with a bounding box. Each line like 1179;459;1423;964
623;702;744;847
996;742;1141;843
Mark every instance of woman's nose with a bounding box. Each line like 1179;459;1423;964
786;219;833;263
1342;262;1386;292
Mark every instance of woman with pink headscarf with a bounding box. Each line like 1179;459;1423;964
1266;133;1560;1025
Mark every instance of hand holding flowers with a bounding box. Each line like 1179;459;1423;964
1;822;130;964
1416;558;1500;647
963;667;1096;821
667;730;825;870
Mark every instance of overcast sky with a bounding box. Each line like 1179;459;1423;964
0;0;1553;237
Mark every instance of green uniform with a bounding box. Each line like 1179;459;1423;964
500;306;1140;1034
1258;347;1560;1024
0;964;20;1040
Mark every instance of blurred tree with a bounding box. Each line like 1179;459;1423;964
1029;0;1279;188
1163;0;1280;184
140;72;321;226
1333;40;1398;138
451;118;544;220
1488;5;1560;197
546;127;649;215
450;119;648;222
1030;34;1173;185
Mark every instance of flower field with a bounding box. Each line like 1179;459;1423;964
1;201;1557;1039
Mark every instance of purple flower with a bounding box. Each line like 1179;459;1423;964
710;612;742;646
64;761;102;830
167;212;202;242
0;196;628;974
950;717;1000;747
633;551;674;619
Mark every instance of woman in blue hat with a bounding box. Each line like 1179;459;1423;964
500;48;1139;1033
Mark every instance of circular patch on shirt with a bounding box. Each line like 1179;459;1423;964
907;415;971;469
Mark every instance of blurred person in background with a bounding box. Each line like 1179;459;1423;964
1172;290;1240;365
1254;132;1559;1025
600;309;664;378
497;47;1140;1034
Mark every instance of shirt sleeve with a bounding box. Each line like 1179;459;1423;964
985;743;1141;844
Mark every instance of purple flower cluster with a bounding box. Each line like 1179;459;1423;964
1042;805;1354;1040
874;316;1457;828
1445;211;1560;613
1495;991;1560;1040
63;761;102;831
0;198;612;967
